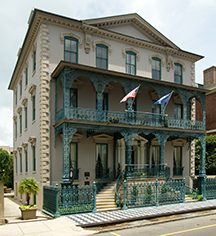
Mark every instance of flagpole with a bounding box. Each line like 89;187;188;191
163;90;174;113
130;84;141;110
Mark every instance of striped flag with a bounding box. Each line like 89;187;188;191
120;85;140;103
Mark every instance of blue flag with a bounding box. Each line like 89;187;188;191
154;92;172;105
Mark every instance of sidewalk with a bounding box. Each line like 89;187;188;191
2;194;216;235
1;195;97;236
66;199;216;227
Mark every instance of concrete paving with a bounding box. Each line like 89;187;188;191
1;195;97;236
2;193;216;235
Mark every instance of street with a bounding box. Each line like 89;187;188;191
96;214;216;236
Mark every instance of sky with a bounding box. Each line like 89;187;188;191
0;0;216;147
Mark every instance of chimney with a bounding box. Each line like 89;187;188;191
203;66;216;87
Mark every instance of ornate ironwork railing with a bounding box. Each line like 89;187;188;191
96;169;116;193
115;170;125;207
124;178;185;208
185;185;198;199
55;107;205;130
126;164;169;179
43;182;97;217
173;167;184;176
205;177;216;200
43;184;60;218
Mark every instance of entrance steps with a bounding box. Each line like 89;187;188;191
185;195;198;203
96;181;118;212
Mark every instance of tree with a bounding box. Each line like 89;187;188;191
18;177;40;205
0;148;10;183
195;135;216;175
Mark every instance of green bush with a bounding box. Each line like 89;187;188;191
198;195;203;201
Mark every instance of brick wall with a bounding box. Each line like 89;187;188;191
206;92;216;131
195;99;203;121
204;66;216;87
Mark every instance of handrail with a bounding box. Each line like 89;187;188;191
185;184;198;199
115;170;125;207
56;107;205;131
96;169;115;193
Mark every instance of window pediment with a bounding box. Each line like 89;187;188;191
17;106;22;114
149;54;165;67
174;60;186;72
28;84;36;96
92;40;112;55
28;136;36;146
172;138;186;147
21;142;28;150
122;47;140;61
71;132;84;142
60;32;82;48
92;133;113;143
21;97;28;107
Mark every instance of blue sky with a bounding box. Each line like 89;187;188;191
0;0;215;146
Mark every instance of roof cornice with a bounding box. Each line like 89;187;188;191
8;9;204;90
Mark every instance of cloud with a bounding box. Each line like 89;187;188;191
0;107;13;147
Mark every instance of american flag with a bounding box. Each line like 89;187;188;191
120;85;140;103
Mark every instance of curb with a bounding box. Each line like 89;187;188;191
93;210;216;234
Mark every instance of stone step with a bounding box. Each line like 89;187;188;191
97;204;118;209
97;207;119;212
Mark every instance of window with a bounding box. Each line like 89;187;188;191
96;93;108;111
20;115;22;134
174;63;182;84
32;96;35;121
96;143;108;179
96;44;108;69
33;50;36;71
152;145;160;165
173;146;182;175
125;97;137;111
33;146;36;171
15;121;17;139
20;80;22;96
152;100;161;125
25;107;27;129
25;150;28;173
70;142;78;180
15;91;17;105
174;104;183;119
152;57;161;80
125;51;136;75
64;37;78;63
15;156;17;174
70;88;77;107
20;153;22;173
25;68;28;86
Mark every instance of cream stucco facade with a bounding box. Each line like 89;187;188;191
8;9;206;209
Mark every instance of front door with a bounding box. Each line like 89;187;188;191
95;143;108;179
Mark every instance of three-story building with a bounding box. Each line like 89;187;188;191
8;9;207;209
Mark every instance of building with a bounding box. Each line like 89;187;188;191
8;9;207;210
196;66;216;135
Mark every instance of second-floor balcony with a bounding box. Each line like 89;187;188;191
55;107;205;130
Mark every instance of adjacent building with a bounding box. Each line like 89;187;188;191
8;9;207;209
